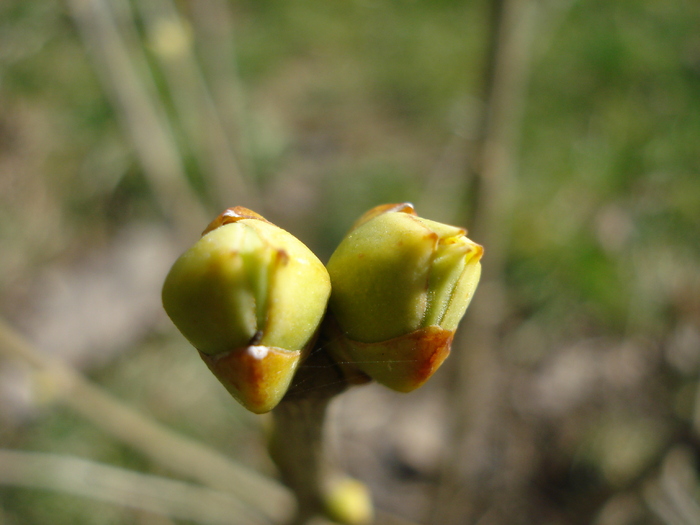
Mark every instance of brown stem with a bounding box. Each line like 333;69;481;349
268;345;351;525
270;396;333;525
432;0;539;522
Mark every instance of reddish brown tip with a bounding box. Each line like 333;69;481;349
201;206;271;236
198;346;301;413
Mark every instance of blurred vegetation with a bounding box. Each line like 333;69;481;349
1;0;700;524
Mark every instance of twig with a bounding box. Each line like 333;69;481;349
134;0;259;210
0;449;261;525
65;0;208;237
187;0;255;188
0;317;294;523
644;480;689;525
268;344;368;525
432;0;539;522
270;397;334;525
656;447;700;525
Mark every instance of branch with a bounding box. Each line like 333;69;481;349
134;0;259;210
0;317;294;524
268;345;372;525
0;449;261;525
65;0;209;237
433;0;539;522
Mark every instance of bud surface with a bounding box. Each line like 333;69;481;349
325;203;482;391
162;207;331;413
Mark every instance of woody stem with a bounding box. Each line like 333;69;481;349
268;345;350;525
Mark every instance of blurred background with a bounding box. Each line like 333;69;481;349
1;0;700;524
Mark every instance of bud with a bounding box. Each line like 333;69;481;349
325;203;482;392
324;477;374;525
162;207;331;413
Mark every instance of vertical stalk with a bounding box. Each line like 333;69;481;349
66;0;209;238
270;396;333;525
432;0;539;522
268;346;352;525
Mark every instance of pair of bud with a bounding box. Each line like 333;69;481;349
162;203;483;414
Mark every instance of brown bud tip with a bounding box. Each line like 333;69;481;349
349;202;416;232
327;321;454;393
198;346;301;414
201;206;271;236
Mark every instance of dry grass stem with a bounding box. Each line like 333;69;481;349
0;449;262;525
66;0;209;236
434;0;539;522
134;0;258;210
188;0;255;185
0;317;294;523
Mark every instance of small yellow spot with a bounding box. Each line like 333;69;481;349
324;477;374;525
149;18;192;60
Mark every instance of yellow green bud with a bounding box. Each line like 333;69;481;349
325;203;482;392
162;207;331;413
324;477;374;525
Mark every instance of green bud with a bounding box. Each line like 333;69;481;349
324;477;374;525
162;207;331;413
325;203;482;392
